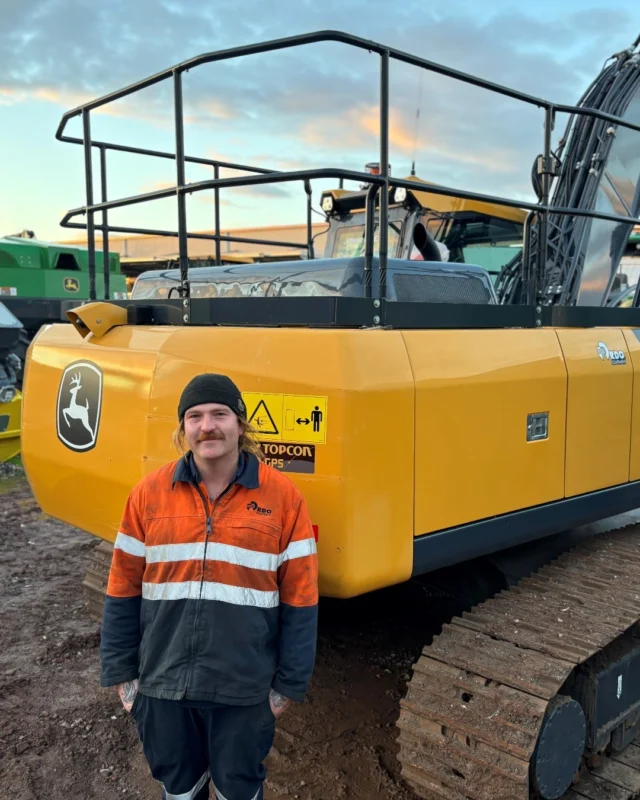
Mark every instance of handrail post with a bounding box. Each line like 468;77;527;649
378;51;390;302
173;69;190;310
305;180;315;259
522;211;537;305
214;163;222;266
537;105;555;303
82;108;96;302
99;145;110;300
364;184;379;299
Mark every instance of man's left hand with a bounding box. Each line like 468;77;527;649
269;689;291;719
117;678;139;713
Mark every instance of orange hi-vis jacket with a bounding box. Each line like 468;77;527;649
99;451;319;704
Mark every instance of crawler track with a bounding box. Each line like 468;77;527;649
397;528;640;799
82;539;113;622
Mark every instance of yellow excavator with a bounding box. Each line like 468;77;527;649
20;30;640;800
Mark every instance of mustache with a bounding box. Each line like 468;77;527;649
196;434;225;442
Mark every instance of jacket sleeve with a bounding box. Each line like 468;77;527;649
273;486;319;702
100;488;146;687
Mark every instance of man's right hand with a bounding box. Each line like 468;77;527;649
269;688;291;719
116;678;139;712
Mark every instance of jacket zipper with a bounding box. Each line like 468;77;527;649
183;480;236;698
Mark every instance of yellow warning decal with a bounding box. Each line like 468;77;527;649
242;392;328;444
244;394;283;437
282;395;327;444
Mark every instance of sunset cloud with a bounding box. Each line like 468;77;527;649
2;0;638;241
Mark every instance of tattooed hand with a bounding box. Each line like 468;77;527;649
116;679;139;713
268;689;291;719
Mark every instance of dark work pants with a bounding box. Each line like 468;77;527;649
131;693;276;800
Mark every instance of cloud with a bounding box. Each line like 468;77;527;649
234;184;291;198
196;195;237;209
3;2;634;114
138;180;176;193
0;81;177;132
0;86;22;105
297;103;513;178
3;0;638;225
185;99;240;125
195;182;292;209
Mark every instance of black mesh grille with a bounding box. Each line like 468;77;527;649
393;273;491;304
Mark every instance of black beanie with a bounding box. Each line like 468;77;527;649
178;373;246;421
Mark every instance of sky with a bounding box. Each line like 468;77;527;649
1;0;639;245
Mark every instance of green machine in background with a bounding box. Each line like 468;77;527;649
0;235;128;394
0;235;127;301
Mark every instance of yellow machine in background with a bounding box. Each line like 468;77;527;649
0;391;22;463
0;301;26;463
320;171;526;282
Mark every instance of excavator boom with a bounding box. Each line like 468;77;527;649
497;41;640;307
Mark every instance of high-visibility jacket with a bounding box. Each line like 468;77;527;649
99;451;319;704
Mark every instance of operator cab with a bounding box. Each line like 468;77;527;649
319;167;526;284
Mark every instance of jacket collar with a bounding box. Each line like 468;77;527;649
172;450;260;490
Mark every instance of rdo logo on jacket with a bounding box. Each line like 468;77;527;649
246;500;272;516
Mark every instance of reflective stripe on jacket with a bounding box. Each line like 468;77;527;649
100;451;319;704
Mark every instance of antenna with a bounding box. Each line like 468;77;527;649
411;70;424;175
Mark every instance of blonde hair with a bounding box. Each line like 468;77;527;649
172;415;265;461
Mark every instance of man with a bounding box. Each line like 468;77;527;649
100;373;319;800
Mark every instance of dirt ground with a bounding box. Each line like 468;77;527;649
0;468;469;800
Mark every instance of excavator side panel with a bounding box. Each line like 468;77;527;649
21;324;416;599
555;329;633;497
403;329;567;535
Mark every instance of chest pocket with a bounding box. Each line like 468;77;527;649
217;514;281;555
143;484;206;547
143;511;205;548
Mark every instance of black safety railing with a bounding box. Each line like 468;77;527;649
56;30;640;325
61;131;316;302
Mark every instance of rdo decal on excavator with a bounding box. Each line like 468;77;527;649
56;362;103;451
597;341;626;365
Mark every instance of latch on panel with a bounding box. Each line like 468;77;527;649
527;412;549;442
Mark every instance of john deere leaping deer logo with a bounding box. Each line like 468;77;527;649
63;373;94;435
63;277;80;292
56;362;103;451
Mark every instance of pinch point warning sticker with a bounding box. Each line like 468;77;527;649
242;392;327;444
